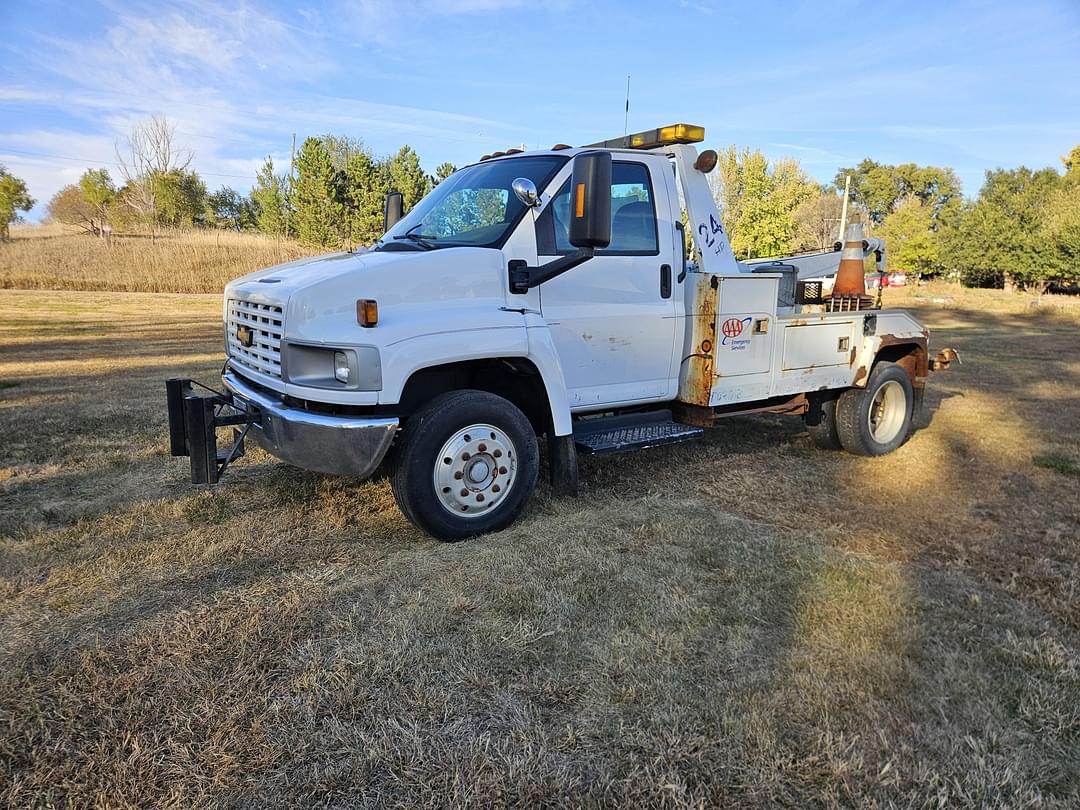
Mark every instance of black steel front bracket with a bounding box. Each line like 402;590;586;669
166;378;261;484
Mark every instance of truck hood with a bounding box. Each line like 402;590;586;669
224;246;513;346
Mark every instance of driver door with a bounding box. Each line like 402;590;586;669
535;157;678;408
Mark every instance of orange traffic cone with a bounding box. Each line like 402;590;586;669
830;223;874;311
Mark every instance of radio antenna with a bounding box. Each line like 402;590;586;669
623;74;631;135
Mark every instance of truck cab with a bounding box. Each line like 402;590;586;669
167;124;955;540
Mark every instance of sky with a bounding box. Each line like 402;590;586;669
2;0;1079;220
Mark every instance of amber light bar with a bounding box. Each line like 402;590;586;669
585;123;705;150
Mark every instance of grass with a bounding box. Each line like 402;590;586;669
1;283;1079;807
0;224;316;293
1034;455;1080;478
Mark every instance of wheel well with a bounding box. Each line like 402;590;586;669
397;358;552;435
875;341;928;383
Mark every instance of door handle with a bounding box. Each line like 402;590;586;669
660;264;672;299
675;221;688;282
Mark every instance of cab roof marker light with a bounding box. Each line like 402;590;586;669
584;123;706;150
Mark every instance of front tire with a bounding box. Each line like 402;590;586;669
835;361;914;456
390;390;539;540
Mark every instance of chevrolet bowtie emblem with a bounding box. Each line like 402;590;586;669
236;325;254;348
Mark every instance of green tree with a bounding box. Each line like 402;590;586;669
78;169;116;237
250;157;290;237
880;197;941;276
835;160;961;224
949;167;1060;291
152;169;208;228
1041;144;1080;287
344;149;390;246
0;165;34;241
320;134;365;172
387;145;429;212
293;137;344;247
1043;183;1080;286
1062;144;1080;178
712;147;816;258
432;162;456;186
208;186;255;231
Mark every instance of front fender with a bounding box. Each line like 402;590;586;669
523;316;572;437
378;317;574;438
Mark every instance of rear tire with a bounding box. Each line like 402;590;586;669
804;394;842;450
835;361;914;456
390;390;539;541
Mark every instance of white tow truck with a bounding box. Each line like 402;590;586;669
167;123;956;539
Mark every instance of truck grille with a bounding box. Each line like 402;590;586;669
227;299;283;378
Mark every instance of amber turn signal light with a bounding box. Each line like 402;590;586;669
357;299;378;327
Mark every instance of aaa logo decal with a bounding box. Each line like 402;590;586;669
720;316;753;350
721;318;744;338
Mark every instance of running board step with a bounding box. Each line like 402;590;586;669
572;409;704;455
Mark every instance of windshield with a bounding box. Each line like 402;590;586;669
380;155;566;250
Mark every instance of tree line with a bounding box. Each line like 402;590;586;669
715;143;1080;292
3;116;1077;292
37;117;455;249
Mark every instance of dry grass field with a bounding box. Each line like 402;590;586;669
1;282;1078;808
0;224;314;293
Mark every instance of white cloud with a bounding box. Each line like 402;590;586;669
5;0;532;218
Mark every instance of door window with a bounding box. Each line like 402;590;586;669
537;161;659;255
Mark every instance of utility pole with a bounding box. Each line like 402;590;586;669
838;174;851;243
285;132;296;238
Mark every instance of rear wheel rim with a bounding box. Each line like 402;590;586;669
433;423;517;518
868;380;906;444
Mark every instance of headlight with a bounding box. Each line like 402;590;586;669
333;351;350;383
282;344;381;390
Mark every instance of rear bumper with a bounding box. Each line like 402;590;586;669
223;371;398;478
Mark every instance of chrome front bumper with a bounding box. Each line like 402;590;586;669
223;370;398;478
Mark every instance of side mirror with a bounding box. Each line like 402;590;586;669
384;191;404;231
511;177;540;208
568;152;611;249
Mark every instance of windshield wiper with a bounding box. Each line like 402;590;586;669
392;223;437;249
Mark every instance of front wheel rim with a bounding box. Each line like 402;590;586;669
868;380;907;444
433;423;518;518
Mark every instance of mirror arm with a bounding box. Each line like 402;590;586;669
508;248;595;294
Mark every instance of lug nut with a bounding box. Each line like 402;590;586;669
454;471;463;480
493;449;502;458
492;484;500;493
499;466;507;475
476;494;485;502
461;452;471;461
460;488;468;497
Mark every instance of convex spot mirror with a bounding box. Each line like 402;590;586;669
568;151;612;249
384;191;404;231
511;177;540;208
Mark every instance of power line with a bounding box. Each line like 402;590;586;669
0;146;255;180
